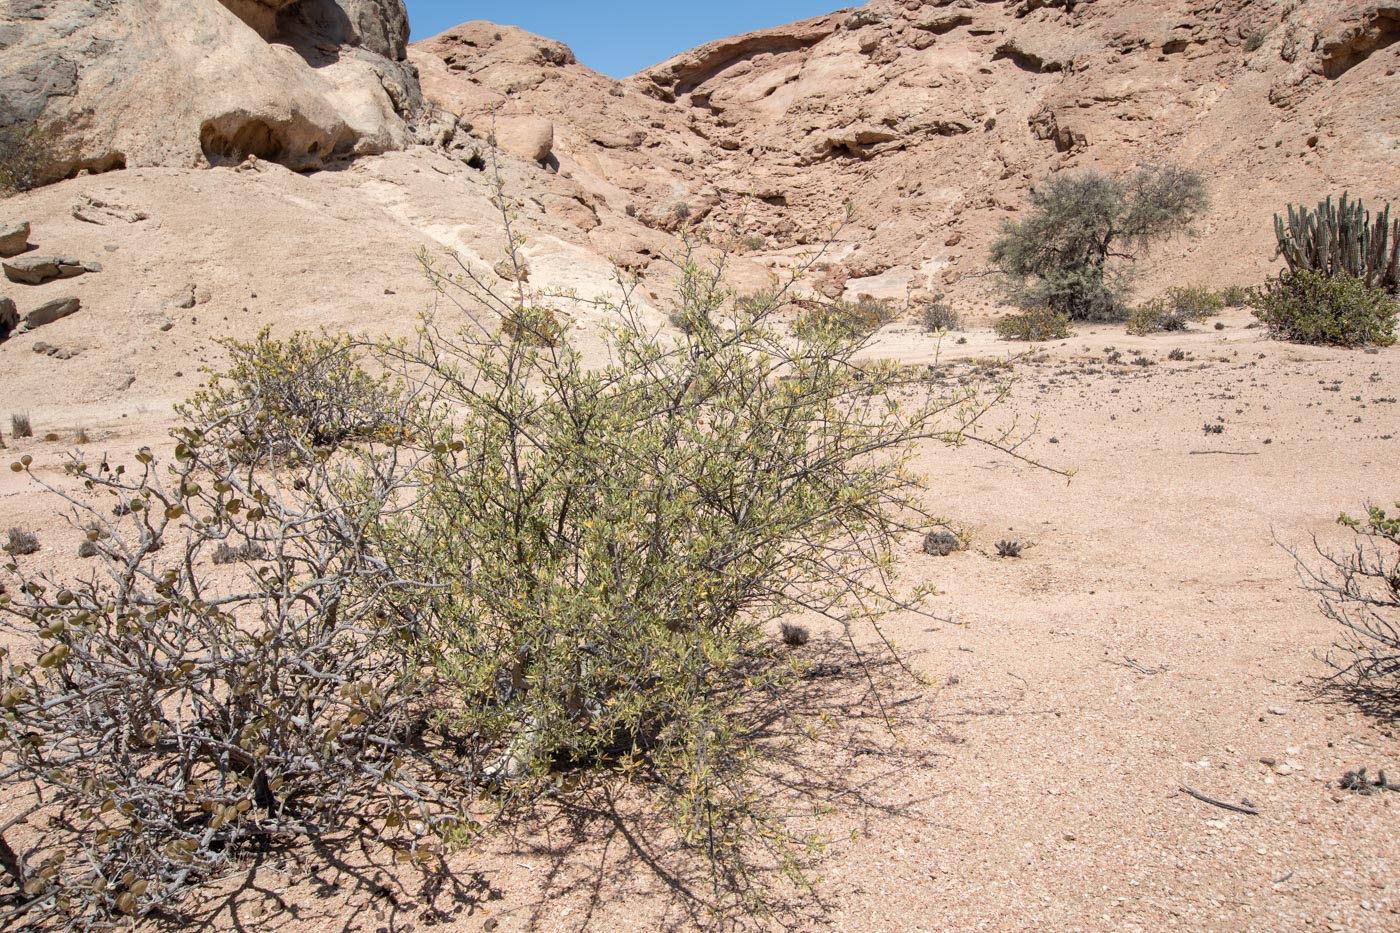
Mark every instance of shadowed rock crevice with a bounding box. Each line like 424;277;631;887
1319;6;1400;78
199;112;351;169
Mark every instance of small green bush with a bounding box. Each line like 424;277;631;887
793;295;899;341
1249;270;1397;347
994;307;1073;342
1219;284;1251;307
501;303;565;347
1127;287;1223;334
178;327;403;460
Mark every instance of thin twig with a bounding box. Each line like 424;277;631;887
1178;786;1259;816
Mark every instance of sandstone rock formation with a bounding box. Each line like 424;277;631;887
0;0;1394;416
411;0;1400;311
0;0;424;182
0;297;17;339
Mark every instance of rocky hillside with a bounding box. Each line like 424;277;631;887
0;0;1396;416
413;0;1400;309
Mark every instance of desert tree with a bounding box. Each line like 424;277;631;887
990;164;1208;320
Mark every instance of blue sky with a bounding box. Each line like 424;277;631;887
404;2;847;78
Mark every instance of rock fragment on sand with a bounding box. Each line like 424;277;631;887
72;193;149;225
0;222;31;258
3;255;92;285
24;296;81;328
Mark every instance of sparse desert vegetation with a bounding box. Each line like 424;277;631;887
1;0;1399;928
990;164;1208;321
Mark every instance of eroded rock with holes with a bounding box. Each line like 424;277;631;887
1;0;423;182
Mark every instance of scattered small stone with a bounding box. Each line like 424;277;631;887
1267;706;1288;715
31;341;82;360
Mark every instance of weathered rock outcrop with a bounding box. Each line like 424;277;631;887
413;0;1399;311
0;0;424;181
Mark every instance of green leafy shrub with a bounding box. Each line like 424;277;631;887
792;295;899;340
1249;270;1397;347
1219;284;1251;307
991;164;1208;320
994;306;1073;341
1126;286;1224;334
178;327;403;460
500;303;565;347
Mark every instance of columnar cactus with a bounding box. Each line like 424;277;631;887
1274;193;1400;293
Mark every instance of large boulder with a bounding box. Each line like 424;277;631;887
0;0;424;181
493;116;555;166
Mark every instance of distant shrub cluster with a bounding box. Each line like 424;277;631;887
1127;286;1225;334
918;298;962;333
994;306;1072;341
792;295;899;340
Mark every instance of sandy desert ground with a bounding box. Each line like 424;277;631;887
3;306;1397;931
